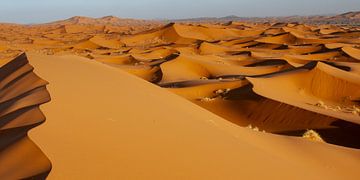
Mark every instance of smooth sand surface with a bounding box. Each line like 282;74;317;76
28;53;360;179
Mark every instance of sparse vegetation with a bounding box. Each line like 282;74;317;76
314;100;360;116
302;129;324;142
214;88;230;96
246;124;266;133
198;97;216;102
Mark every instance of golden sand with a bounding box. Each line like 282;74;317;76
0;16;360;179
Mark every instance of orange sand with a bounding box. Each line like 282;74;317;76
0;15;359;179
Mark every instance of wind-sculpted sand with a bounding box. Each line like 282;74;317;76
0;16;360;179
0;54;51;179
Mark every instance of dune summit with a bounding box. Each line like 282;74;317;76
0;12;360;179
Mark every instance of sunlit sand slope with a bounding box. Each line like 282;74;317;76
28;53;360;180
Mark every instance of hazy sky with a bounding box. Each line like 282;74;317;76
1;0;359;23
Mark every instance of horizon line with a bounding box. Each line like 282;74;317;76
2;10;358;25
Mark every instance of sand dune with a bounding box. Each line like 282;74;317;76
256;33;297;45
121;23;263;47
343;46;360;60
0;53;51;179
27;53;360;179
0;16;360;179
247;62;360;125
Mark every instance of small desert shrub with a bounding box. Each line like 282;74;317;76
302;129;324;142
246;124;266;133
198;97;215;102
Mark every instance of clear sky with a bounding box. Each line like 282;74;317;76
1;0;359;23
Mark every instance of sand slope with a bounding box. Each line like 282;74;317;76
28;53;360;179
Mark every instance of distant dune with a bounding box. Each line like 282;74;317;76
46;16;162;26
173;11;360;24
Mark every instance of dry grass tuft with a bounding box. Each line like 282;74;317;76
246;124;266;133
302;129;325;142
313;100;360;116
198;97;215;102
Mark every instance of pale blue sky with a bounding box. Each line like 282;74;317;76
1;0;359;23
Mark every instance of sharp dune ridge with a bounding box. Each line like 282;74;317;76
0;53;51;179
0;12;360;179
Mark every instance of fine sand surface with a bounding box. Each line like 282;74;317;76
28;53;360;179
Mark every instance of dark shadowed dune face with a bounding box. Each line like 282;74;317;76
0;53;51;179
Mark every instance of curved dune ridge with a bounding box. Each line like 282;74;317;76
0;53;51;179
